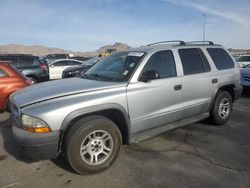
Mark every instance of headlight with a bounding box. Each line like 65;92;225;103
21;114;51;133
69;70;80;75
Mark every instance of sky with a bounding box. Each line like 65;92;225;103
0;0;250;51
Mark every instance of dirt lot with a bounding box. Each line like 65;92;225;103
0;94;250;188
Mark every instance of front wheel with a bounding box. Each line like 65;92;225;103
65;116;122;174
210;91;233;125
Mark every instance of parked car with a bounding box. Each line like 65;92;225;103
237;55;250;68
40;54;71;64
240;66;250;92
62;57;102;78
0;63;31;111
10;41;242;174
48;59;84;80
0;54;49;83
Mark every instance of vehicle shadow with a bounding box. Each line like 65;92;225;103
242;90;250;98
0;114;77;173
0;116;38;163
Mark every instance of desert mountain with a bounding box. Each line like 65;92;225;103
0;42;131;57
96;42;131;52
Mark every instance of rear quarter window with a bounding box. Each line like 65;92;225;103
20;57;40;67
0;57;21;68
0;68;7;77
207;48;234;70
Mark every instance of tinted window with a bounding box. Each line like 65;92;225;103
53;60;69;66
0;68;7;77
198;49;211;72
207;48;234;70
142;50;176;78
69;60;82;65
21;57;40;67
179;48;206;75
238;56;250;62
0;57;20;67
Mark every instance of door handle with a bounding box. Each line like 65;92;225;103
212;78;218;84
174;85;182;91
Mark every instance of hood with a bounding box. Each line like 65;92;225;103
64;64;91;72
12;78;126;107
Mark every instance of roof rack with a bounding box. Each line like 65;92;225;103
186;41;214;45
147;40;186;46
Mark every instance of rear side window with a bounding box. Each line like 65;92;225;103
53;60;69;66
237;56;250;62
0;57;20;67
179;48;210;75
69;60;82;65
21;57;40;67
142;50;177;78
0;68;7;77
207;48;234;70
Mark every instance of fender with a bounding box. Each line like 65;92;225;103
60;103;131;142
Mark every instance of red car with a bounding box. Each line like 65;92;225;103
0;63;31;111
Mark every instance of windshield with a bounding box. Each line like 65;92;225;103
84;51;144;82
82;57;102;66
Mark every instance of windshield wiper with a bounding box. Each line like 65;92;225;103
87;73;122;82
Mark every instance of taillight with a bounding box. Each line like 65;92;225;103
39;64;48;72
26;79;32;85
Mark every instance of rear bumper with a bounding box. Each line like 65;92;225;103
12;125;60;159
37;74;50;82
234;86;243;101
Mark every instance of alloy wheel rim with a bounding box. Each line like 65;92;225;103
218;98;230;119
79;130;113;166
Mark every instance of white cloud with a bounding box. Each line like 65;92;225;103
164;0;250;28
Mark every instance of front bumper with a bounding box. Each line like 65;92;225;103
12;125;60;159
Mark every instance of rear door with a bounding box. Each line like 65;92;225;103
127;50;184;134
0;67;10;109
49;60;69;79
178;48;216;118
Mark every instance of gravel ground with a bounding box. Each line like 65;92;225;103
0;94;250;188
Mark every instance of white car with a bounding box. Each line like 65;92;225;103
237;55;250;68
48;59;83;80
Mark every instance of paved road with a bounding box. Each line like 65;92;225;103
0;95;250;188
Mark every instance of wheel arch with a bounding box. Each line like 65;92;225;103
210;84;235;111
59;103;131;152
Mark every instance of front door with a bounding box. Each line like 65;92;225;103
127;50;184;134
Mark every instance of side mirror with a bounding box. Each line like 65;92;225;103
49;64;54;68
139;70;160;82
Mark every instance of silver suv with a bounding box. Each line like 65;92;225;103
10;41;242;174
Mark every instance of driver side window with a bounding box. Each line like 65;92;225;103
142;50;177;79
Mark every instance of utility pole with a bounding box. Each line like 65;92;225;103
202;14;206;43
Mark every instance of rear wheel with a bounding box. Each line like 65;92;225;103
65;115;122;174
210;91;233;125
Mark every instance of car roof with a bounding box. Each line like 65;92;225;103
49;58;83;64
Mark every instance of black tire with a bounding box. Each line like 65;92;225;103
6;98;11;112
242;87;248;95
210;91;233;125
65;115;122;174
